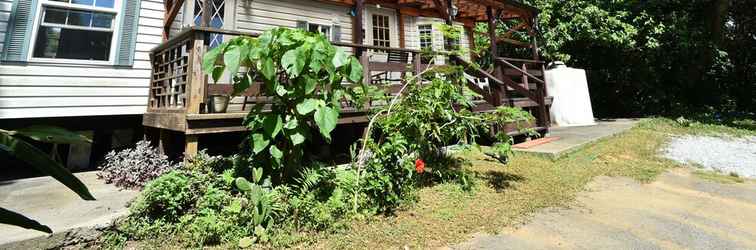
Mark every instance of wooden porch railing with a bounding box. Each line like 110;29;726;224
452;55;550;126
148;27;550;127
148;27;438;114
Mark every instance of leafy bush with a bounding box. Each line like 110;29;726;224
351;65;491;211
97;140;181;189
107;27;541;249
202;27;364;184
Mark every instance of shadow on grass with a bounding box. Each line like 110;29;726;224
481;170;524;192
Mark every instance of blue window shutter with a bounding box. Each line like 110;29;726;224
332;24;341;42
3;0;38;62
115;0;141;66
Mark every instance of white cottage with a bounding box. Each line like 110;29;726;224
0;0;550;166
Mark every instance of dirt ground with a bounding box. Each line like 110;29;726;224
453;168;756;250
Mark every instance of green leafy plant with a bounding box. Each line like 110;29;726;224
353;64;490;211
0;126;94;233
202;27;364;183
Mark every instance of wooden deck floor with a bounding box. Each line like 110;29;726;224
143;97;553;135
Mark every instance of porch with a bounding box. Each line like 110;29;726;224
144;0;553;157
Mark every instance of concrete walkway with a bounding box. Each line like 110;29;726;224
515;119;639;159
0;171;138;246
453;168;756;249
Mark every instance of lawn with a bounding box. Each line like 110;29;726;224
306;118;754;249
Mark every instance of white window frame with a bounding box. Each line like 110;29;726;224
27;0;122;65
418;24;432;49
307;23;332;41
183;0;235;30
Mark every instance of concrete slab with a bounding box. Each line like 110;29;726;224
0;171;138;246
514;119;639;159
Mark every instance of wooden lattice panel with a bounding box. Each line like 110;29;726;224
149;37;191;110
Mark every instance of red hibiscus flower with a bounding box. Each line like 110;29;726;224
415;159;425;174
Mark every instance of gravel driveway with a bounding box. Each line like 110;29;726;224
663;135;756;178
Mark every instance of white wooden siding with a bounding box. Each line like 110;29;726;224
0;0;165;119
0;0;474;119
234;0;353;43
0;0;13;52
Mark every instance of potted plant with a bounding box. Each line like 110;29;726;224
207;66;248;113
208;94;230;113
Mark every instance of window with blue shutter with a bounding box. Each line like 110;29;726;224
2;0;140;66
3;0;37;61
115;0;141;66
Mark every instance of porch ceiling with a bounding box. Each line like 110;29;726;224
319;0;539;25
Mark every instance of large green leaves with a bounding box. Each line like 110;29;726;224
281;47;306;78
0;132;94;201
347;57;364;83
296;99;320;115
332;47;348;68
0;207;52;234
251;133;270;154
260;57;276;81
262;114;283;138
224;45;243;75
204;27;362;179
202;44;224;74
314;106;338;140
14;125;91;144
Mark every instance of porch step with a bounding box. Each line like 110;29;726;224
513;137;561;149
471;96;553;112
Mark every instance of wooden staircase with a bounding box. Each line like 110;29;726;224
453;55;551;132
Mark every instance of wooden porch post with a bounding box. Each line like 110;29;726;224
444;0;454;51
397;13;406;48
201;0;211;27
353;0;365;55
465;25;476;61
183;31;207;159
487;6;503;106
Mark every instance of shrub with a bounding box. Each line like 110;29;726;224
128;171;193;221
202;27;365;184
97;140;181;189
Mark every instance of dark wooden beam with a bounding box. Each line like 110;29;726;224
353;0;365;55
487;6;503;106
163;0;184;40
397;13;406;48
200;0;211;27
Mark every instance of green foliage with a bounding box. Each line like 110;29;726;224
202;27;364;183
0;126;93;234
129;171;193;221
355;65;491;211
286;165;362;230
475;0;754;118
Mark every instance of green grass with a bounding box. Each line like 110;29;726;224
309;118;698;249
692;170;746;184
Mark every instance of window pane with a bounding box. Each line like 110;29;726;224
94;0;114;8
71;0;94;6
33;26;112;60
44;8;68;24
49;0;69;3
92;13;113;28
67;10;93;26
321;26;330;36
